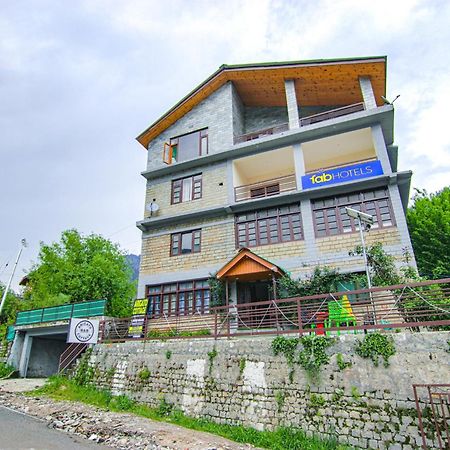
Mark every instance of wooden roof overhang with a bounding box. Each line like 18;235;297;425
136;56;387;149
216;248;286;282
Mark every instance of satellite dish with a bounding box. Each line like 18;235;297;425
146;202;160;215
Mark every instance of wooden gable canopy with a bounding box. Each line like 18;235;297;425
136;56;387;149
216;248;286;281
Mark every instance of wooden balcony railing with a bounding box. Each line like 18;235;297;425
234;174;297;202
299;102;365;126
233;103;366;144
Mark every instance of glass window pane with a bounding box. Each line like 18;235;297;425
181;233;193;253
178;132;199;161
182;178;192;202
200;136;208;156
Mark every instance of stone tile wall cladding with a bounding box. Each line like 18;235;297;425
139;216;402;282
146;83;234;172
143;162;228;218
87;332;450;449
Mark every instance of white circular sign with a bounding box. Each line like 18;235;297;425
74;320;95;342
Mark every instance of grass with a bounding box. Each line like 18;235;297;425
0;362;16;379
31;376;349;450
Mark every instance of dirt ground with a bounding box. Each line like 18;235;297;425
0;379;260;450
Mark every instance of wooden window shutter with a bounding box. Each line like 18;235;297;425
163;143;173;164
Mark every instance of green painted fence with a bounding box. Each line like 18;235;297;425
15;300;106;326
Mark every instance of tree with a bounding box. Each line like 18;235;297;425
24;229;135;317
407;187;450;279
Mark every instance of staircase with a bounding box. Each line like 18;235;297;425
58;343;88;373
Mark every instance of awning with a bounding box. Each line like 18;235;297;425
216;248;286;281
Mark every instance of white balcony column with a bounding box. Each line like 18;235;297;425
388;184;417;269
371;124;393;175
293;143;305;190
284;79;300;129
19;334;32;377
300;199;319;260
359;76;377;109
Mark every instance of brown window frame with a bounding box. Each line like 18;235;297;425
169;128;208;162
235;204;303;248
171;173;202;204
170;229;202;256
311;188;396;238
145;279;211;317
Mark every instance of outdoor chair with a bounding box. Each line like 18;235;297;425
325;295;357;335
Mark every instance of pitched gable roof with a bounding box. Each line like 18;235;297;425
136;56;386;149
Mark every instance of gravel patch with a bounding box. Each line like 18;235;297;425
0;391;260;450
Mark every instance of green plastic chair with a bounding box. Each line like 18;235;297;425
326;295;357;335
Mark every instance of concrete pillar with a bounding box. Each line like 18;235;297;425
359;77;377;109
227;159;235;203
371;124;392;174
388;184;417;269
300;199;319;262
284;79;300;129
229;280;238;333
18;333;32;377
293;143;305;190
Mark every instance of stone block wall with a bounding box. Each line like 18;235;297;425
244;106;288;134
143;161;228;218
146;82;234;172
87;332;450;449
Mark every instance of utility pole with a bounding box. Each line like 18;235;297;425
0;239;27;317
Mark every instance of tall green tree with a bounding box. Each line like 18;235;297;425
407;187;450;279
24;229;135;317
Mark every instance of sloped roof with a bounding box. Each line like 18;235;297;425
216;248;286;280
136;56;387;149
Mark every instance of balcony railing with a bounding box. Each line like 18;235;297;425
98;278;450;342
234;174;297;202
234;123;289;144
300;102;365;126
234;103;366;144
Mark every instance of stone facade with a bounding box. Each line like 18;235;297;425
86;332;450;449
137;63;417;303
146;82;234;172
143;162;228;218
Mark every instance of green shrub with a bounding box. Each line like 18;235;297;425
355;333;396;367
0;362;16;379
138;367;151;380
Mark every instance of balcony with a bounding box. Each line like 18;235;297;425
234;103;366;145
234;174;297;202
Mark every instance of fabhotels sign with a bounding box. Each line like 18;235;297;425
301;160;383;190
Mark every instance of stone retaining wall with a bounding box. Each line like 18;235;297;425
86;332;450;449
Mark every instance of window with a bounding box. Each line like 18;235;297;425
235;204;303;248
171;174;202;204
146;279;210;317
171;230;201;256
169;129;208;162
312;188;395;237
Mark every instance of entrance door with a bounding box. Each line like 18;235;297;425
237;280;272;329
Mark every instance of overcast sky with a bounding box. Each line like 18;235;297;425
1;0;449;292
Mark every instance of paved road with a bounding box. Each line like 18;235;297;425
0;406;112;450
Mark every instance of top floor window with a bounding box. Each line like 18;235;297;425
312;188;395;237
165;128;208;163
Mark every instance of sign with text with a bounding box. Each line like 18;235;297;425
128;298;149;338
301;160;383;190
67;318;99;344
